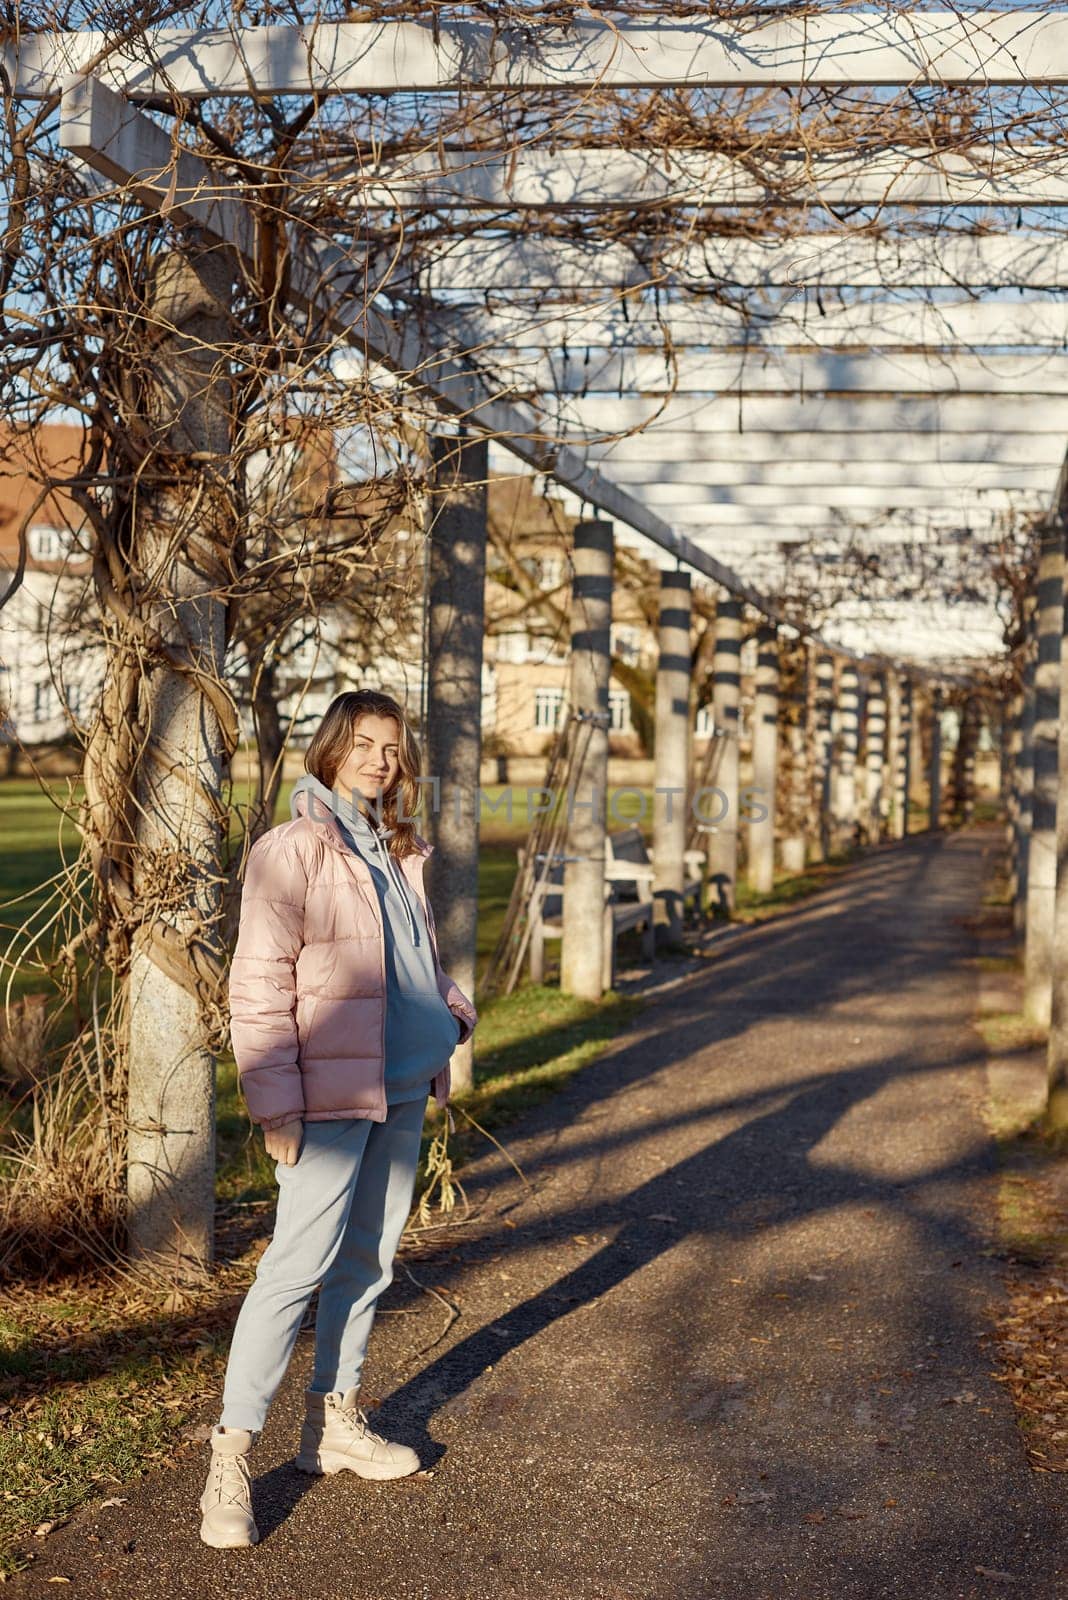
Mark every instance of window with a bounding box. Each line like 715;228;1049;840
527;631;568;667
538;556;565;590
66;682;86;722
32;680;57;720
517;555;566;591
608;689;632;732
495;630;529;664
28;526;71;563
534;687;566;731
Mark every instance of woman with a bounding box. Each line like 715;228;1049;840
200;689;477;1549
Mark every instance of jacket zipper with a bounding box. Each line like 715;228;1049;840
308;815;458;1102
326;837;389;1116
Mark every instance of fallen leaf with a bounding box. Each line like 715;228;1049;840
803;1511;827;1525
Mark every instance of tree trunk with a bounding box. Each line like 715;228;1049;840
124;236;235;1278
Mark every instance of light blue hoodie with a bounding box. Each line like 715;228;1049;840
290;773;460;1105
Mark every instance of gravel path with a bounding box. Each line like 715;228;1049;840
12;829;1066;1599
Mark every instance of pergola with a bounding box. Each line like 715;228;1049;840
8;9;1067;1267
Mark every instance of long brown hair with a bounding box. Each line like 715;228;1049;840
303;689;424;858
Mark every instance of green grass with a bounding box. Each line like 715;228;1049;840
0;1307;231;1572
0;777;85;1011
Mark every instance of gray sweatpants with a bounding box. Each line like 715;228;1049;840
219;1095;427;1432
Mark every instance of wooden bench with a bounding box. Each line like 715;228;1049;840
605;826;707;924
519;846;656;990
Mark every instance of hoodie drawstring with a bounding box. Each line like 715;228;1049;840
290;773;420;941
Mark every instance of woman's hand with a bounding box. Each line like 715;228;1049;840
263;1118;304;1167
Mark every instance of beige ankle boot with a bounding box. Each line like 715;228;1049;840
295;1387;420;1480
199;1426;260;1549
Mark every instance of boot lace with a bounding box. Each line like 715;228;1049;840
210;1450;252;1507
336;1397;386;1446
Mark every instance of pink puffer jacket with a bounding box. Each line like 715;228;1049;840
228;789;478;1129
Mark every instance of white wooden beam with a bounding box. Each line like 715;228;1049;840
343;146;1068;210
436;298;1068;352
593;457;1057;492
675;523;1019;553
12;14;1068;99
505;348;1068;396
563;394;1068;435
640;483;1044;514
654;494;1040;525
583;431;1066;466
389;233;1068;293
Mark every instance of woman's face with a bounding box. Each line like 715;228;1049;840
334;713;402;807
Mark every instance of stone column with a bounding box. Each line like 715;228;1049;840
706;595;742;913
908;682;925;819
1014;618;1037;937
892;675;913;839
928;686;944;829
1004;687;1023;886
747;626;779;895
561;520;613;998
1048;527;1068;1126
1025;526;1063;1028
810;650;836;863
884;675;900;837
960;697;980;823
834;663;861;849
653;569;692;944
864;672;888;843
425;430;488;1092
780;642;808;873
